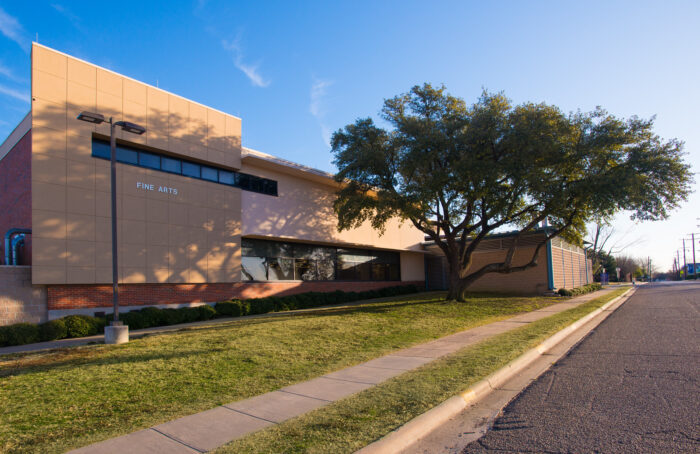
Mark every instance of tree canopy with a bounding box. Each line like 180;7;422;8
331;84;693;300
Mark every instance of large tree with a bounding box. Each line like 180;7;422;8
331;84;693;300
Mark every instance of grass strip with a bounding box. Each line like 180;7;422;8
0;292;557;453
217;287;630;454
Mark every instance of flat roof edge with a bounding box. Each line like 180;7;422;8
242;146;337;182
0;112;31;163
32;42;242;121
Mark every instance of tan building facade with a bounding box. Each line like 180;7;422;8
0;44;425;320
0;44;592;323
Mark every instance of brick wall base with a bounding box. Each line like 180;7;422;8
47;281;425;310
0;266;47;325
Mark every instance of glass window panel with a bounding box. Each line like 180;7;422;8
218;170;235;185
238;173;251;190
201;166;218;182
294;258;316;281
337;261;358;280
182;161;200;178
338;249;374;264
268;258;294;280
92;141;111;159
357;262;372;280
241;256;267;281
139;152;160;170
389;263;400;281
294;244;335;260
116;146;138;164
241;239;269;257
267;242;293;258
317;260;335;280
161;156;181;174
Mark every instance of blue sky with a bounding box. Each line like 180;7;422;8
0;1;698;271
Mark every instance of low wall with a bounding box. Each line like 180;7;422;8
47;281;426;315
0;266;47;326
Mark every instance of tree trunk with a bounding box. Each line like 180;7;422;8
445;256;466;302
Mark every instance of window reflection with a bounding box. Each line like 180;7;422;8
241;238;400;282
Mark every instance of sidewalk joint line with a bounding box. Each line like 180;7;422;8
277;390;333;402
221;406;279;424
149;427;205;453
321;375;379;385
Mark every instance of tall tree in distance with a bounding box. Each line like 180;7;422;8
331;84;693;300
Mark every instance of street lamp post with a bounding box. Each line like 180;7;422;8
77;112;146;344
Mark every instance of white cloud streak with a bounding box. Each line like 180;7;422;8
222;38;270;88
0;7;28;52
0;84;29;102
310;77;334;148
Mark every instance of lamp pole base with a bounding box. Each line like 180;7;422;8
105;322;129;344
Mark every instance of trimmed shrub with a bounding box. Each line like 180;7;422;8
140;307;166;328
119;311;149;330
160;308;185;325
197;304;217;321
215;301;242;317
64;315;100;338
178;307;201;323
39;319;68;342
1;323;40;346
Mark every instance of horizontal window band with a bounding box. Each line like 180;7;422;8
91;138;278;197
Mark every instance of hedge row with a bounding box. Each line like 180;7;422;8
0;315;106;347
557;283;602;297
0;285;421;348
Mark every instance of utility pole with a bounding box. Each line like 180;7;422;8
677;250;682;280
693;233;697;280
683;239;687;280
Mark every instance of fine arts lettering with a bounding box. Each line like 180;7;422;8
136;182;178;195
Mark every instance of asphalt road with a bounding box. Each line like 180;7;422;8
462;282;700;453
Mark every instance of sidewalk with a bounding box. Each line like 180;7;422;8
69;289;616;454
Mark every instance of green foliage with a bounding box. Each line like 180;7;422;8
197;304;217;321
63;315;100;338
0;286;421;348
0;323;40;346
557;283;602;297
332;84;693;298
215;301;243;317
39;319;68;342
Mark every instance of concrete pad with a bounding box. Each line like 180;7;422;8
152;406;272;452
323;364;404;384
281;376;373;401
439;330;491;345
506;311;551;323
362;354;434;370
225;391;327;423
69;429;198;454
393;345;458;358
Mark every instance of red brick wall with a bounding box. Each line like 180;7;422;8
0;130;32;265
47;280;425;310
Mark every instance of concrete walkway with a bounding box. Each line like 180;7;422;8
68;288;617;454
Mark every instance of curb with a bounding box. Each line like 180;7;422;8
356;287;636;454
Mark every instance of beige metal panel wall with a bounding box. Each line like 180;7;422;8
239;161;425;252
31;44;242;284
551;244;587;289
399;252;425;282
465;247;550;294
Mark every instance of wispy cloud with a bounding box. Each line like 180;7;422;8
51;4;86;33
310;77;334;147
0;84;29;102
222;37;270;88
0;7;28;52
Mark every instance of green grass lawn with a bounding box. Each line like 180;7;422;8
217;287;630;454
0;292;557;453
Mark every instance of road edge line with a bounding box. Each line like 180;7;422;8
355;287;636;454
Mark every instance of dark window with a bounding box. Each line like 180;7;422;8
241;238;399;282
219;170;235;185
182;161;200;178
90;138;278;196
116;147;138;164
201;166;218;182
161;156;181;174
93;141;111;159
139;152;160;170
